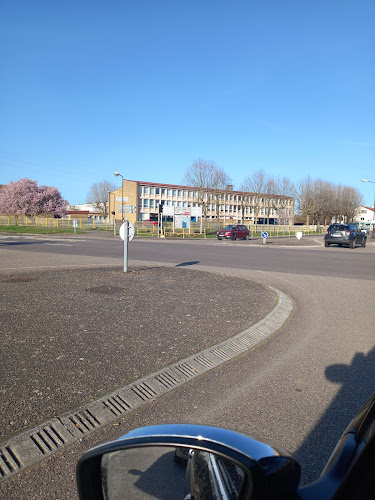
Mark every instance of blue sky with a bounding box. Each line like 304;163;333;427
1;0;374;206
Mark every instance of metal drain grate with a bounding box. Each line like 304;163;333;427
68;410;101;434
211;347;231;360
194;355;215;368
103;395;132;416
131;383;157;401
174;363;197;378
30;425;65;456
226;340;246;353
156;371;179;389
237;335;255;347
0;447;21;478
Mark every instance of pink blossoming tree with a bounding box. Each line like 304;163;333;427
0;178;67;223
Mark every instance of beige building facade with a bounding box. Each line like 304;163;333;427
109;179;294;225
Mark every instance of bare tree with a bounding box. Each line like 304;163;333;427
87;180;117;218
184;159;231;220
241;170;269;225
297;177;362;224
341;186;363;222
266;176;295;224
183;159;216;220
237;191;250;224
211;167;232;220
296;176;315;224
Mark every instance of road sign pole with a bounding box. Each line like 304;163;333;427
123;221;128;272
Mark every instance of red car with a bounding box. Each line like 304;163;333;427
216;224;250;240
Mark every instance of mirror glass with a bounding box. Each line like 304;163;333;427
101;445;247;500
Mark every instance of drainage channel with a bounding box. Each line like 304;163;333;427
0;286;293;482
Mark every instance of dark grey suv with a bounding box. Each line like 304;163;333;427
325;223;366;248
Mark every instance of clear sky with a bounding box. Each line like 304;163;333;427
1;0;374;206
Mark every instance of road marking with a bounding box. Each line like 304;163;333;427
45;243;72;246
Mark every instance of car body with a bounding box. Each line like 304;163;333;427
188;449;245;499
324;223;366;248
360;227;369;235
217;225;249;240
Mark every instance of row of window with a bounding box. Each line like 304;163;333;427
139;199;276;215
138;187;292;205
140;200;190;209
139;187;196;198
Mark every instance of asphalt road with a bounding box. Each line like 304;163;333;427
1;232;374;280
1;233;374;498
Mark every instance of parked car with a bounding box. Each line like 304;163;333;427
360;227;369;235
217;225;250;240
324;223;366;248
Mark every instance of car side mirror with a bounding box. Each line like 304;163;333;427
76;424;301;500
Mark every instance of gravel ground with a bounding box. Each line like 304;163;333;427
0;265;276;441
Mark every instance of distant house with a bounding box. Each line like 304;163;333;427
66;203;104;220
354;206;375;226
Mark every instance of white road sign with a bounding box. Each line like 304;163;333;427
117;204;135;213
119;222;135;242
191;206;202;217
162;205;174;216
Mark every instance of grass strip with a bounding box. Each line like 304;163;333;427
0;225;85;234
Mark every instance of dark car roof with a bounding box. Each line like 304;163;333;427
329;224;357;230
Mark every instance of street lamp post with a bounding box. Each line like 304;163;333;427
108;191;116;235
114;172;124;222
361;179;375;237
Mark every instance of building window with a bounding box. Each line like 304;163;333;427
167;189;171;196
183;201;187;207
156;188;160;195
144;187;149;194
172;190;176;196
172;201;177;206
177;201;182;207
178;190;181;197
150;187;155;195
143;199;149;208
138;187;142;194
162;189;166;195
183;191;187;198
150;199;155;208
